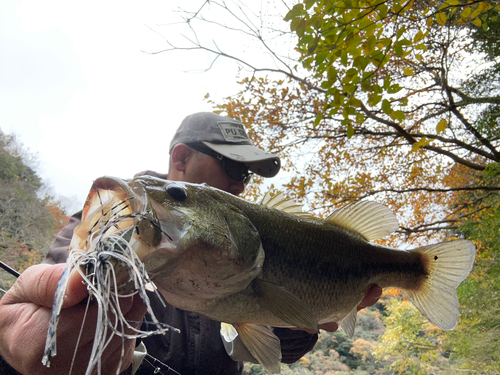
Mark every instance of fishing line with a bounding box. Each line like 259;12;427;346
68;296;92;375
142;354;181;375
0;260;20;278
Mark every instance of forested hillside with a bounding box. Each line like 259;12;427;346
0;130;69;297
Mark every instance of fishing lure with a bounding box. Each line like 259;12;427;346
42;196;178;375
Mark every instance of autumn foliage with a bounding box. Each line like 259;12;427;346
159;0;500;372
0;130;69;294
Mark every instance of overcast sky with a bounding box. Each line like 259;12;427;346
1;0;261;212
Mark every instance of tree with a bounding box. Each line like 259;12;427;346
0;130;68;295
157;0;500;369
441;164;500;372
374;299;448;374
158;0;499;245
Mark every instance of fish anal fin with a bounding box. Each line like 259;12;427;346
327;201;399;241
406;240;476;330
260;191;311;218
254;279;318;332
233;323;282;374
340;306;357;338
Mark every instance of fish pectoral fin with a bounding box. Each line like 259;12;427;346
220;322;239;342
233;323;282;374
254;279;318;332
340;306;358;338
406;240;476;330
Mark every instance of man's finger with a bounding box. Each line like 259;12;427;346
357;284;382;310
2;264;87;309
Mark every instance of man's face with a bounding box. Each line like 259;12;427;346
183;152;246;196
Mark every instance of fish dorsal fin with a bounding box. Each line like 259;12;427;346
327;201;399;241
261;191;311;217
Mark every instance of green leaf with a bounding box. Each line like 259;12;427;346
378;3;388;19
344;105;356;115
347;123;354;138
436;12;447;25
368;93;382;106
327;66;338;81
365;35;377;53
381;99;391;114
314;113;323;127
383;75;391;89
415;43;428;51
379;38;392;47
387;84;402;94
372;84;383;94
396;25;406;39
315;51;329;65
304;0;316;10
341;50;348;66
395;45;404;57
391;110;406;122
350;97;362;107
284;4;305;22
291;18;307;37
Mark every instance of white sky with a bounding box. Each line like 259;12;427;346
1;0;259;213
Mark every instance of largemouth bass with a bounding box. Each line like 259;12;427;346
55;175;476;374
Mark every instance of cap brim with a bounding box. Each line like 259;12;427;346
203;141;281;178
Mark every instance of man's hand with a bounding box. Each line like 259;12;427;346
0;264;147;375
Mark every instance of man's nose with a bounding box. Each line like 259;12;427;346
229;180;245;196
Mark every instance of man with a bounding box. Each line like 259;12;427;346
0;112;381;374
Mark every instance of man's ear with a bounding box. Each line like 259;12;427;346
170;143;194;173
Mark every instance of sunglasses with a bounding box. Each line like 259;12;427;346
186;143;253;184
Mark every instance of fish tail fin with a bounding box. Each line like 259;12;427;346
405;240;476;330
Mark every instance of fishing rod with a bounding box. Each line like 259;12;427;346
0;260;20;278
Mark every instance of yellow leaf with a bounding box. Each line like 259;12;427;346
403;67;414;76
436;118;448;133
461;7;472;18
472;18;482;27
436;12;447;25
411;137;432;153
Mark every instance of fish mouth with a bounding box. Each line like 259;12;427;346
70;176;173;262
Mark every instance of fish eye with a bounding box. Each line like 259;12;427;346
166;184;187;201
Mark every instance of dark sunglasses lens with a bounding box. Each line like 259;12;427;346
223;159;250;183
